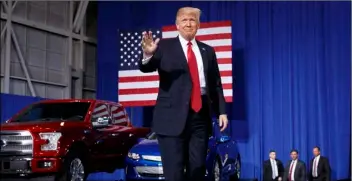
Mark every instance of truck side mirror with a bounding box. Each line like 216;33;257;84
92;116;110;128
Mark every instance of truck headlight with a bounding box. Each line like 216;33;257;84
39;132;62;151
128;152;140;160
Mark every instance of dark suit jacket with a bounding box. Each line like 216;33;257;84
283;160;306;181
138;37;226;136
308;156;331;181
263;159;285;181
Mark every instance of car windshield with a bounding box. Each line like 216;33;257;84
11;102;91;122
147;132;157;140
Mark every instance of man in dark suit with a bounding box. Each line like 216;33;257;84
263;150;285;181
139;7;228;181
308;146;331;181
283;149;306;181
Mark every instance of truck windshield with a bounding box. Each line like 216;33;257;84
12;102;91;122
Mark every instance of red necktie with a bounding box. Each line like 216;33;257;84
288;161;294;181
187;41;202;112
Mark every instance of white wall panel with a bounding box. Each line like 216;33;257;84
1;20;5;75
46;85;64;99
83;42;96;90
83;90;96;99
2;1;97;99
33;82;45;98
10;79;26;96
9;23;67;96
13;1;69;30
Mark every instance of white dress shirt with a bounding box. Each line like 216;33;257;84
312;155;320;177
271;159;278;179
289;160;297;181
142;35;206;95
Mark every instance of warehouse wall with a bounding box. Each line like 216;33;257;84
0;1;97;101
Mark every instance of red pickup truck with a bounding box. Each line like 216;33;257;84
0;99;151;181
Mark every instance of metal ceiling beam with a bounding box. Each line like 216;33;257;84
11;1;17;10
0;25;6;40
0;13;97;44
3;0;12;93
10;28;36;96
73;0;89;33
1;1;8;11
64;0;74;98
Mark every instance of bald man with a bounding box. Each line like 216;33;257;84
139;7;228;181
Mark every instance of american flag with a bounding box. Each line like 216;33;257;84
118;21;233;107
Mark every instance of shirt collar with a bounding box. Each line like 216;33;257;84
178;34;197;47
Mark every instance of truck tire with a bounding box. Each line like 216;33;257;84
56;150;88;181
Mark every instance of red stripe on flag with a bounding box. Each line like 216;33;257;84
214;46;232;52
119;88;159;94
220;71;232;77
225;96;233;102
119;75;159;82
162;21;231;31
195;33;232;41
218;58;232;64
222;83;232;89
120;100;156;107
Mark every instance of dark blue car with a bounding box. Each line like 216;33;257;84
125;121;241;181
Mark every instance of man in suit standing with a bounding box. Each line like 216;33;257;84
139;7;228;181
308;146;331;181
283;149;306;181
263;150;284;181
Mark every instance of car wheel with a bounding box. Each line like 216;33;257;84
230;156;241;181
69;157;86;181
235;156;241;180
213;158;221;181
56;151;88;181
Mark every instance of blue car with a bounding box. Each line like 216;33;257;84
125;121;241;181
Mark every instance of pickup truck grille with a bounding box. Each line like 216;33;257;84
0;131;33;155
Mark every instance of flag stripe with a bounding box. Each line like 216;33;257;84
118;64;232;77
214;46;232;52
120;95;233;107
118;83;233;95
118;89;233;102
118;77;233;89
118;70;232;83
195;33;232;41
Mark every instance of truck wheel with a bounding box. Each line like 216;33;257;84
56;151;88;181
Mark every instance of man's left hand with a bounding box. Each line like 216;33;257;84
219;114;228;132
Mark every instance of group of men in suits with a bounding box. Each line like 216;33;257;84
263;147;331;181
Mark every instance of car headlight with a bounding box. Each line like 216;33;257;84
128;152;140;160
142;155;162;162
39;132;62;151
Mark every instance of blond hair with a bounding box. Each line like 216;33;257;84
176;7;201;24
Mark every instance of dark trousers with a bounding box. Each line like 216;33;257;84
157;96;210;181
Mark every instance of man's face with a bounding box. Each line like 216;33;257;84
269;152;276;159
290;151;298;160
313;148;320;157
176;12;199;41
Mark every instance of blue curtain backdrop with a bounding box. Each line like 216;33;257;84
97;1;351;180
0;93;45;122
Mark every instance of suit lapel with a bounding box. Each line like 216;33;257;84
197;41;209;76
173;37;189;71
